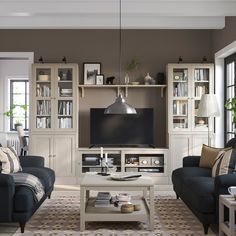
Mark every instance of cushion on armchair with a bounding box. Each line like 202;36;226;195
0;147;22;174
212;148;236;177
199;144;232;168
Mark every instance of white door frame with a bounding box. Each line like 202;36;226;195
0;52;34;146
215;41;236;147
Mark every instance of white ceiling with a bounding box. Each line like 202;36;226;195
0;0;236;29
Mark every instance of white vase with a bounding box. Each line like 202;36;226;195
125;73;129;84
144;73;152;85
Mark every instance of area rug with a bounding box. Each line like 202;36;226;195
13;191;216;236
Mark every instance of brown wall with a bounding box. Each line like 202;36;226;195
213;17;236;53
0;29;214;147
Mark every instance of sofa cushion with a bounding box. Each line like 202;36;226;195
14;185;34;212
172;167;211;195
21;167;55;192
0;147;22;174
199;144;231;169
183;177;215;213
212;149;236;177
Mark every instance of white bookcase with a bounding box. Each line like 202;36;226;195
167;63;214;171
29;63;79;184
31;63;78;132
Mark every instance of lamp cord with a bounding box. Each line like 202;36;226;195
119;0;122;92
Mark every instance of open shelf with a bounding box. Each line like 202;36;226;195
78;84;167;98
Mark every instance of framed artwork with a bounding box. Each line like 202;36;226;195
83;63;101;85
96;74;104;85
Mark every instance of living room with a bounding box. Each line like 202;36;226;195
1;1;236;235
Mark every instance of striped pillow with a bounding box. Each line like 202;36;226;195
212;149;236;177
0;147;22;174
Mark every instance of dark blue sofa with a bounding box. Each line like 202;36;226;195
172;141;236;234
0;155;55;233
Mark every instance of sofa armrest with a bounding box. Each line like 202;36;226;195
19;155;45;168
183;156;201;167
0;173;15;221
215;174;236;195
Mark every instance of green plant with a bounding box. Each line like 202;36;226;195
126;57;140;72
225;97;236;125
4;104;27;124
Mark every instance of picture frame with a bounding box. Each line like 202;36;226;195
96;74;104;85
83;63;101;85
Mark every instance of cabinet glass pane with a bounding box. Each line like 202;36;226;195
194;100;208;129
57;100;73;128
57;68;73;98
173;100;188;129
36;68;51;97
194;68;210;129
194;68;209;98
173;69;188;97
36;100;51;128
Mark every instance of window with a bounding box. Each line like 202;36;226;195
225;53;236;142
9;80;29;131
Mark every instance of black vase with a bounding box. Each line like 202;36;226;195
156;73;165;85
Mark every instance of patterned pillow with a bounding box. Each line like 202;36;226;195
199;144;232;168
0;147;22;174
212;149;236;177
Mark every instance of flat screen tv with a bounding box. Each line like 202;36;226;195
90;108;154;147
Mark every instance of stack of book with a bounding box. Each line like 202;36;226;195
61;88;72;97
94;192;111;207
114;193;132;207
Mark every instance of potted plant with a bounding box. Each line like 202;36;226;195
125;57;140;84
225;97;236;128
4;104;27;130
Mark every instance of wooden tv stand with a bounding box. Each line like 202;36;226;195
77;147;169;185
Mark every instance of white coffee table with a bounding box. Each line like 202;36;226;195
80;173;155;231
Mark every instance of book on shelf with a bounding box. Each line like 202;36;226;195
37;117;51;128
173;101;188;115
58;117;72;128
37;100;51;116
58;101;72;116
194;69;209;81
94;192;112;207
173;83;188;97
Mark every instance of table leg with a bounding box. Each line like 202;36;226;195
219;198;224;236
143;189;147;199
149;186;154;231
229;206;235;236
80;187;85;231
86;190;90;201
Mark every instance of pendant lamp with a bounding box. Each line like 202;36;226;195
104;0;136;114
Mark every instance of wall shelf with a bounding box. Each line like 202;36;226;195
78;84;167;98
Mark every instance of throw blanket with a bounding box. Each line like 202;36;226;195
9;173;45;202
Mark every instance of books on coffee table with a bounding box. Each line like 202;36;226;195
94;192;112;207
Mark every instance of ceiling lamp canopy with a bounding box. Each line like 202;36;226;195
104;94;137;114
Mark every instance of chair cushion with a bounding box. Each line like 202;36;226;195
0;147;22;174
199;144;232;169
212;148;236;177
14;185;35;212
182;177;215;213
21;167;55;192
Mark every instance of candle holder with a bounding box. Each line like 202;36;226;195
97;151;110;176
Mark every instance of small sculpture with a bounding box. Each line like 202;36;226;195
178;56;183;63
202;56;207;63
144;73;153;85
106;76;115;85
